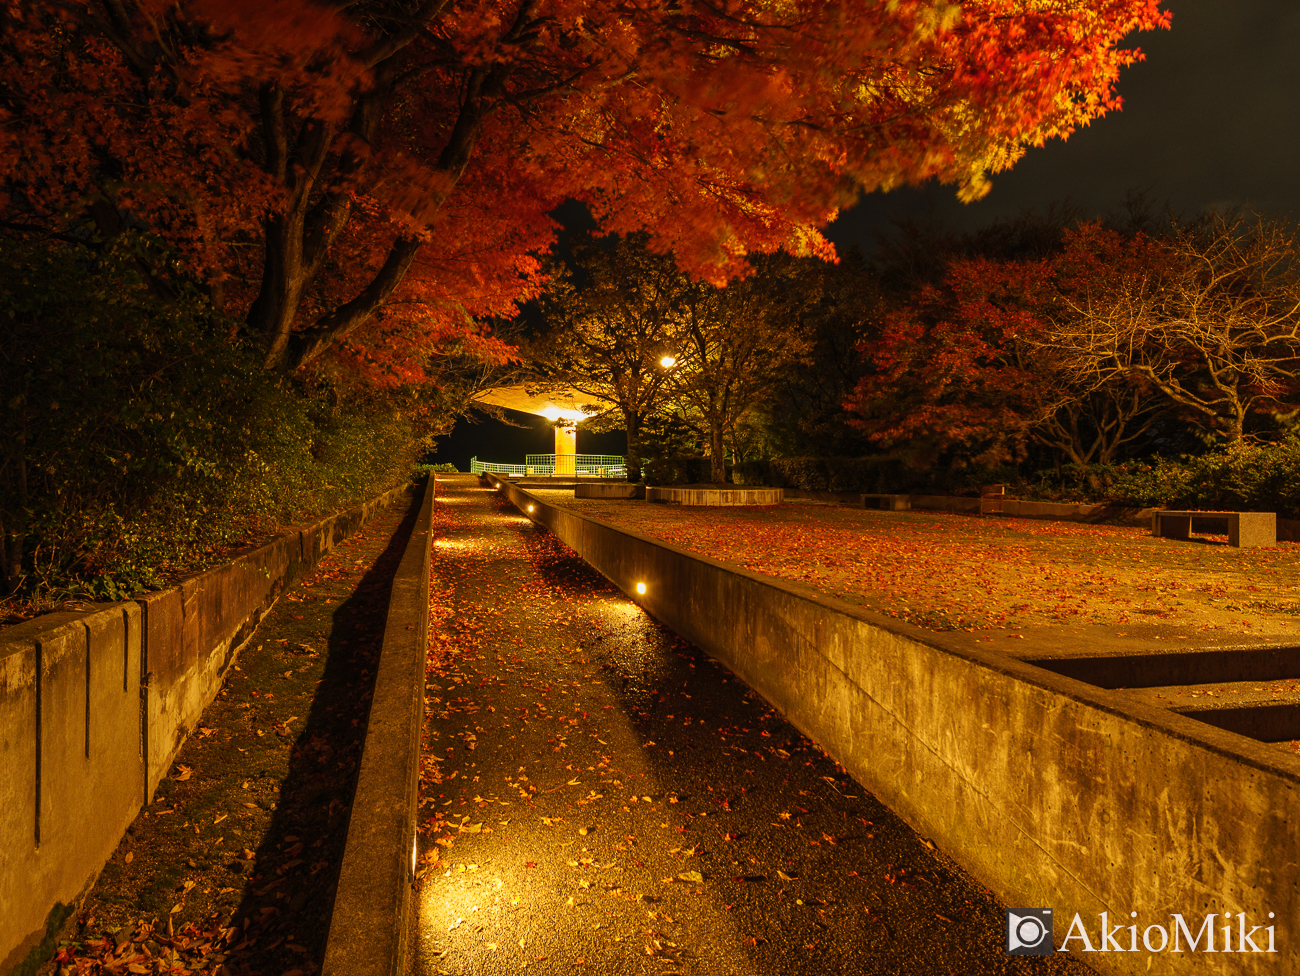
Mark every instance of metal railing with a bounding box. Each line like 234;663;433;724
470;454;627;478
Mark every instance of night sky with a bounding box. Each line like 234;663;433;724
827;0;1300;248
430;0;1297;471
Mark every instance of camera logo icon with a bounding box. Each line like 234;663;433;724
1007;909;1053;954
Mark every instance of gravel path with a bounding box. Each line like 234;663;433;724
414;476;1091;976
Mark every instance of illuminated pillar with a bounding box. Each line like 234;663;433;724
554;424;576;474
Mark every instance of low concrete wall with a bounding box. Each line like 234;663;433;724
766;488;1162;523
575;483;645;499
321;477;434;976
0;482;412;976
499;475;1298;976
645;486;783;506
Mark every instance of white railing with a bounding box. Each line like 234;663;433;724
470;455;627;478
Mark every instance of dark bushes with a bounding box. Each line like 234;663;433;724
731;441;1300;519
1;235;428;611
732;456;980;494
1018;439;1300;518
642;456;715;485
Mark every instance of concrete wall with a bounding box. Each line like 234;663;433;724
0;483;411;976
322;476;435;976
499;476;1300;976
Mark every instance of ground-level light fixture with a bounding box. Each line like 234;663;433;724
635;582;646;595
528;504;535;513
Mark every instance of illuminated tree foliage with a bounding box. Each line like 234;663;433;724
1;0;1168;380
534;235;688;482
847;213;1300;471
667;259;817;483
1043;214;1300;443
846;236;1172;468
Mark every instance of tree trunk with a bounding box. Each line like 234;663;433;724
709;420;727;484
625;415;643;483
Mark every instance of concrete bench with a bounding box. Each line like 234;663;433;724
980;484;1005;515
1151;510;1276;548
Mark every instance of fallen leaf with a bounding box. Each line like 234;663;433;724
172;765;193;781
677;871;704;884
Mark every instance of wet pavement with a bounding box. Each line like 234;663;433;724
414;476;1091;976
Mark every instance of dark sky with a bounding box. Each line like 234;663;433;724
433;0;1299;470
826;0;1300;250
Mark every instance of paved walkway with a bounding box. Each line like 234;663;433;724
414;477;1091;976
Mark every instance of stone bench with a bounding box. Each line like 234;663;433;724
1151;510;1276;548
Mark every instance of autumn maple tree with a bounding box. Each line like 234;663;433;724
1041;214;1300;443
846;229;1175;467
1;0;1170;382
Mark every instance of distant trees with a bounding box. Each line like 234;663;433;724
535;237;813;482
535;208;1300;487
667;259;815;482
1042;213;1300;443
846;210;1300;470
535;237;688;482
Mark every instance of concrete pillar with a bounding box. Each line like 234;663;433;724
554;425;576;475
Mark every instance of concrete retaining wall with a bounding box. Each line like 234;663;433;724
500;476;1299;976
0;482;412;976
321;477;435;976
645;486;783;506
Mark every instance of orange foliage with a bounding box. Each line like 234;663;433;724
1;1;1169;381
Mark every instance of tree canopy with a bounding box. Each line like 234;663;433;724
2;0;1169;379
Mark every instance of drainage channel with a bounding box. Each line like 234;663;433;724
1021;646;1300;752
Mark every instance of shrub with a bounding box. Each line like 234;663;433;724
643;456;714;485
1;235;430;612
1012;438;1300;517
731;460;771;485
735;455;988;494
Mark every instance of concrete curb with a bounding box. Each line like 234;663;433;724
495;474;1300;976
0;480;413;976
321;476;435;976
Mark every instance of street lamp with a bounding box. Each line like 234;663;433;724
659;355;677;369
